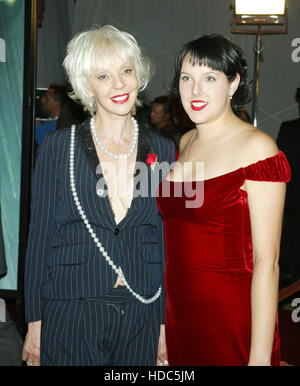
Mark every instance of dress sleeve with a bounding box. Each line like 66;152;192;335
244;151;291;183
24;134;58;323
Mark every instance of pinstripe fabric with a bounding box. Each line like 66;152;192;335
41;294;161;366
24;119;175;332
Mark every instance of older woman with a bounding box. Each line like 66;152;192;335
157;34;290;366
22;25;175;366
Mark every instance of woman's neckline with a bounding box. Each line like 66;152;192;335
165;151;282;183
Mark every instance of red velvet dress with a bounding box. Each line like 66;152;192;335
156;152;291;366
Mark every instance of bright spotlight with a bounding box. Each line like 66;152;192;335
231;0;288;127
235;0;285;16
234;0;286;26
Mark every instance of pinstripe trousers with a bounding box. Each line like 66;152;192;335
41;289;161;366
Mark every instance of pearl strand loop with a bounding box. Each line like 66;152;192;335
69;125;161;304
90;116;139;160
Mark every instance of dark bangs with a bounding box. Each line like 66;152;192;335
171;34;250;110
186;39;238;81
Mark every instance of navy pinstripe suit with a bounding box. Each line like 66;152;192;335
24;118;175;365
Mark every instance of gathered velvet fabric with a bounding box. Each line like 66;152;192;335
156;151;291;366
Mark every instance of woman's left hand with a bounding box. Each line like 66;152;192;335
156;324;168;366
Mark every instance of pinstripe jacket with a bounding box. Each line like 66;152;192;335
24;118;175;323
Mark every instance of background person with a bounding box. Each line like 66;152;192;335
150;95;182;150
276;87;300;285
56;83;89;130
35;83;67;146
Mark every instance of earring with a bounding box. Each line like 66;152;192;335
229;95;233;100
130;105;136;116
90;96;96;111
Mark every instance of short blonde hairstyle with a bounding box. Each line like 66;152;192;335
63;25;153;115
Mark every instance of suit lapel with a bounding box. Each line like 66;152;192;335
75;117;153;167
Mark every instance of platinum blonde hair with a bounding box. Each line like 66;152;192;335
63;25;154;115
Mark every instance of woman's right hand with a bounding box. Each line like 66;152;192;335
22;320;42;366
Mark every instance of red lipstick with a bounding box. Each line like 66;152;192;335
110;93;130;104
191;100;208;111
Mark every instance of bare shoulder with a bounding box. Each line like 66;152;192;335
179;129;196;154
238;124;279;165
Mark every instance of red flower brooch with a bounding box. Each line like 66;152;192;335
146;153;159;171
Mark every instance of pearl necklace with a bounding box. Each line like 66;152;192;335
90;116;139;159
69;125;161;304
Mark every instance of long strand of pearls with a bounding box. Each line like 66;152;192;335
90;116;139;159
69;125;161;304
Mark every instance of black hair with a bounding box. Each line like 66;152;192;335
171;34;251;112
152;95;172;114
49;83;67;107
